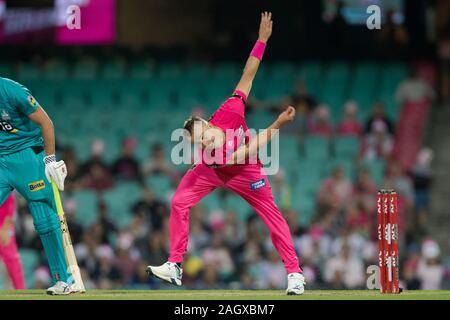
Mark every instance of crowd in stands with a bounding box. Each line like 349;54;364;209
3;66;448;291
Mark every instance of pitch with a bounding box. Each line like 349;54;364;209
0;290;448;300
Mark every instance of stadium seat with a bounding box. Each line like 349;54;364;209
297;62;322;84
211;62;240;81
99;59;127;79
72;57;99;80
0;63;13;79
334;136;361;159
360;159;385;187
303;136;330;160
145;174;173;199
268;62;296;81
291;190;316;226
323;159;355;182
297;159;324;193
158;63;182;80
129;60;154;80
69;190;99;227
16;63;41;81
323;61;350;83
43;59;69;80
102;182;143;228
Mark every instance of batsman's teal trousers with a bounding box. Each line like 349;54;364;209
0;146;70;284
0;146;53;204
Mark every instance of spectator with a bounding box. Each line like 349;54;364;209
254;249;286;289
223;210;245;249
138;231;167;266
195;264;223;289
336;101;363;136
284;209;304;237
409;148;433;212
79;139;110;178
80;139;114;192
318;166;353;210
402;246;422;290
131;187;168;232
61;146;81;190
142;143;177;180
271;169;291;210
324;242;365;289
345;203;370;236
396;69;435;105
291;79;317;115
307;104;333;136
63;198;84;245
360;121;394;161
417;240;445;290
384;162;415;205
189;219;211;254
202;232;235;281
353;168;377;210
91;245;122;289
96;201;118;244
33;266;51;290
111;137;142;182
364;103;395;135
114;246;140;285
295;224;332;267
129;261;153;288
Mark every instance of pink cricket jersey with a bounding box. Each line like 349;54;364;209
201;90;258;167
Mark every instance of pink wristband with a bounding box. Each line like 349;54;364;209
250;40;266;60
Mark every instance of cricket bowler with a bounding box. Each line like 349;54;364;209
0;77;75;295
147;12;306;295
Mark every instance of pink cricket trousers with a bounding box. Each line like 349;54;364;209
168;164;301;274
0;194;25;289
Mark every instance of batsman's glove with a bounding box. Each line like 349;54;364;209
43;154;68;191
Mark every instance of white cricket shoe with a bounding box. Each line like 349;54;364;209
46;281;78;295
286;272;306;295
146;262;183;286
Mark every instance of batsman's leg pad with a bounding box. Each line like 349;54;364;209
28;201;70;284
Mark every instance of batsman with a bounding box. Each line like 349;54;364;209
0;77;76;295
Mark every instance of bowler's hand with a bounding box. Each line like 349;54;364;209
258;12;273;43
276;106;296;126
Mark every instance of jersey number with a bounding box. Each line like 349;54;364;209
0;121;14;132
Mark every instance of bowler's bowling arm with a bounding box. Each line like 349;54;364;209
226;106;296;165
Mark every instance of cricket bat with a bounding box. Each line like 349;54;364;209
51;180;86;293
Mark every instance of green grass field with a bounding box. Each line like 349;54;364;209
0;290;449;300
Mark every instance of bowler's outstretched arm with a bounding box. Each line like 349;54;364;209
234;12;273;98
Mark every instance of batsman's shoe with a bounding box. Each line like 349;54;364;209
146;262;183;286
286;272;306;295
46;281;77;295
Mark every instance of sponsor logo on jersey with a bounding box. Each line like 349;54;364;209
28;95;38;107
28;180;45;192
1;110;10;120
250;178;266;190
